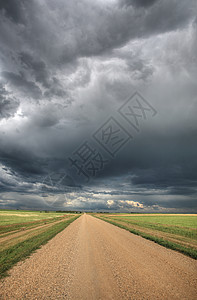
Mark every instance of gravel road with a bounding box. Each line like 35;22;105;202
0;214;196;299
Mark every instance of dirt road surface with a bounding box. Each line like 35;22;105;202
0;214;197;299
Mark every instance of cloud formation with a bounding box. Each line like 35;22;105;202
0;0;197;211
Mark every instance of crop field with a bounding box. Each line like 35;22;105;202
96;213;197;259
0;210;80;278
0;210;73;225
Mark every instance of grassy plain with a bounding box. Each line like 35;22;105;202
0;210;80;278
0;209;68;225
95;213;197;259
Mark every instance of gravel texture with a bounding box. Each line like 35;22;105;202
0;214;196;299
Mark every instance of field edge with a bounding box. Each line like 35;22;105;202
95;216;197;260
0;214;81;279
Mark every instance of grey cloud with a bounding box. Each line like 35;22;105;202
43;78;68;99
0;83;19;119
1;0;196;71
20;52;51;88
0;0;197;212
19;52;69;99
121;0;158;8
2;71;42;99
113;49;155;81
0;0;25;24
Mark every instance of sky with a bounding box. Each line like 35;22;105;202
0;0;197;212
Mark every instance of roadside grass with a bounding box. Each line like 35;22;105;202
0;219;69;251
0;214;80;278
0;215;72;235
109;216;197;239
96;214;197;260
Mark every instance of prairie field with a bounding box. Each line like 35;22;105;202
0;209;72;225
96;213;197;259
0;210;80;278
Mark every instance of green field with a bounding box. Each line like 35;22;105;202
96;214;197;259
118;214;197;228
0;210;81;278
0;209;70;225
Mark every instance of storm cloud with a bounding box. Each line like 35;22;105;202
0;0;197;212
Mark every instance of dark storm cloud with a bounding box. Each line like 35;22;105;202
19;52;67;99
0;0;25;24
93;126;197;199
20;52;51;89
2;71;42;99
0;83;19;119
0;0;197;211
43;78;68;99
0;148;44;178
54;0;196;63
0;0;196;70
121;0;158;8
